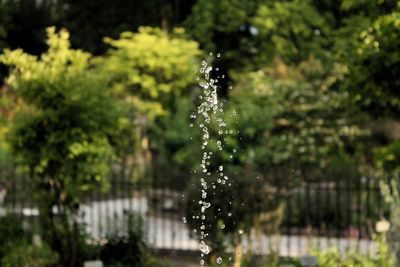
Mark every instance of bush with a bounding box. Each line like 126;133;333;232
0;214;29;260
313;234;395;267
99;212;166;267
1;241;58;267
0;27;121;267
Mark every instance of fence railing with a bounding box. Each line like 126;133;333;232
1;171;387;257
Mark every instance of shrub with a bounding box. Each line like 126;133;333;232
0;214;29;260
313;234;395;267
0;27;121;267
99;212;163;267
1;241;58;267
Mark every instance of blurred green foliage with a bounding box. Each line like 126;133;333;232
1;27;119;195
0;214;29;261
1;242;59;267
345;9;400;117
96;27;200;184
0;0;399;264
99;27;200;118
0;27;121;266
100;213;147;267
314;234;395;267
230;58;365;174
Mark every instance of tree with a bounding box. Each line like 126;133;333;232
230;58;366;177
182;57;366;260
97;27;201;185
344;10;400;118
252;0;330;64
0;27;121;267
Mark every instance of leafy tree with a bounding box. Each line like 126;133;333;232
252;0;330;64
182;57;367;259
97;27;201;184
99;27;200;115
0;27;121;267
343;10;400;118
0;84;21;204
231;58;366;176
150;98;197;189
185;0;266;80
185;0;261;53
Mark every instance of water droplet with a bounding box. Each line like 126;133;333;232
221;224;225;229
238;229;243;234
182;217;187;223
217;53;221;57
209;52;213;56
219;165;223;171
199;241;210;254
216;257;222;264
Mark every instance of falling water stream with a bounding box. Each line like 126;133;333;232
189;52;237;266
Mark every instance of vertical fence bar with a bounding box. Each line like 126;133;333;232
326;178;331;247
357;176;362;252
97;183;102;240
336;176;341;248
90;180;95;238
346;174;351;251
305;180;311;253
316;173;321;250
11;164;17;212
287;175;292;256
296;182;301;256
366;175;371;255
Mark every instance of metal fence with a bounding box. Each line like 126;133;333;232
1;170;387;257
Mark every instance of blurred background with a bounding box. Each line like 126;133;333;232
0;0;399;266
